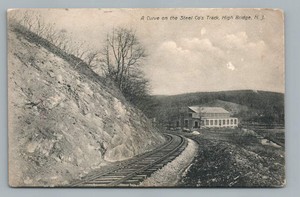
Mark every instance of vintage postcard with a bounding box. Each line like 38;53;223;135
8;8;285;187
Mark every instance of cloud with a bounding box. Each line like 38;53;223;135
159;41;189;55
226;62;235;71
179;38;225;59
181;38;217;51
146;31;281;95
147;39;228;94
221;32;266;53
223;32;248;49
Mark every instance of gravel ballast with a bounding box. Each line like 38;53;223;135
139;138;198;187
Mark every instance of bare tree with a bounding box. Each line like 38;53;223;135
17;10;48;37
21;10;36;31
85;51;100;67
12;11;96;67
100;27;147;91
99;27;155;114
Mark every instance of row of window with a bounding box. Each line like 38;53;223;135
205;119;237;126
177;119;237;128
189;113;230;118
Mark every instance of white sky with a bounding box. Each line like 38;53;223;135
17;8;284;95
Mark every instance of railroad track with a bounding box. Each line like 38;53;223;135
71;133;187;187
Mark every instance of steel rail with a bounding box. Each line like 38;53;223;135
72;133;187;187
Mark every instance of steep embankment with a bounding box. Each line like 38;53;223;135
8;27;165;186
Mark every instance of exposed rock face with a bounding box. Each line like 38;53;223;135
8;28;165;186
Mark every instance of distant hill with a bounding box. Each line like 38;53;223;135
197;99;249;115
149;90;284;125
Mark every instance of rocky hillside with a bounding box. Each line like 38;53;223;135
8;25;165;187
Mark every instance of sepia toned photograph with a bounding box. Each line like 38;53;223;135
8;8;285;188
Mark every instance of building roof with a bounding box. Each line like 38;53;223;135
188;106;230;114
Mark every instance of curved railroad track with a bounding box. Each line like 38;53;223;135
71;133;187;187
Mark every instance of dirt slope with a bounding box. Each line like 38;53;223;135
8;27;165;187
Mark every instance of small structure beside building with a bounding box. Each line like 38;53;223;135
173;106;238;130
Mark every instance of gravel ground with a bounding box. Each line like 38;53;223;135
178;129;285;187
139;138;198;187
